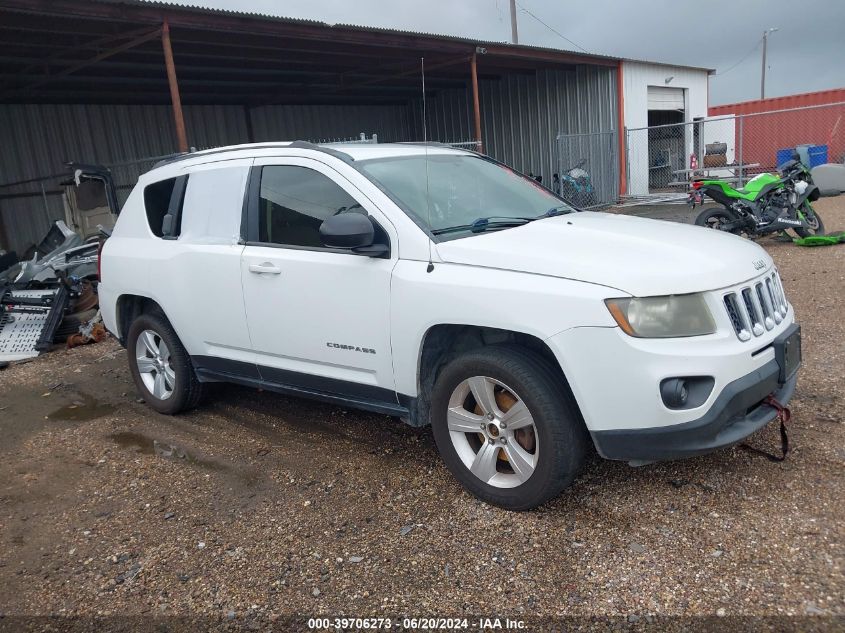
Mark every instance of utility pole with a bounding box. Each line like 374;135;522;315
760;27;778;100
509;0;519;44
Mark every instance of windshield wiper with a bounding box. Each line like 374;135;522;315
432;216;534;236
537;205;574;218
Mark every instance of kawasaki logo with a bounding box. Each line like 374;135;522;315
778;219;802;226
752;259;766;270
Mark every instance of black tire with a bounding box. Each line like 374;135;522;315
695;207;743;235
126;311;203;415
793;202;825;238
430;345;587;511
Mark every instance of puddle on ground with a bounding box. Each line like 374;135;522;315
108;431;229;473
48;394;116;422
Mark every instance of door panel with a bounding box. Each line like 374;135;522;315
240;157;397;400
153;159;254;367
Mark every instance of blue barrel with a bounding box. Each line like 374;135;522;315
807;144;828;168
780;145;830;168
776;148;793;167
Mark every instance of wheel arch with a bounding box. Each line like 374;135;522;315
115;294;167;345
408;323;584;429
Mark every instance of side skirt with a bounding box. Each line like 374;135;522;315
191;355;412;418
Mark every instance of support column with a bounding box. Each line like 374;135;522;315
470;52;483;154
244;105;255;143
161;19;188;153
616;60;627;196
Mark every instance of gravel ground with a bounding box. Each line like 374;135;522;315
0;197;843;631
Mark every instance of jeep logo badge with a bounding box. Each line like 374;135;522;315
752;259;766;270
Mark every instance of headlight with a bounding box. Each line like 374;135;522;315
605;294;716;338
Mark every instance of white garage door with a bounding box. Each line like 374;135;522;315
647;86;684;110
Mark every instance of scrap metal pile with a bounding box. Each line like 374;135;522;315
0;221;105;362
0;165;117;364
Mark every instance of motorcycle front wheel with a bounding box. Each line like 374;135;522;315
695;207;744;235
794;202;825;238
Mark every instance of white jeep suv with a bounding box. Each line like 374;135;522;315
100;142;800;510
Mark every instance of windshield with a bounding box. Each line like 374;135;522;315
358;154;574;238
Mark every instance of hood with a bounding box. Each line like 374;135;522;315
435;212;773;296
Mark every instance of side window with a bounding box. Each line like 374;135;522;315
143;176;187;238
258;166;361;247
180;165;249;242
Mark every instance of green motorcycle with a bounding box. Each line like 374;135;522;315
689;158;824;238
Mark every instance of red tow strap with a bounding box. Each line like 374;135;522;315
740;395;791;462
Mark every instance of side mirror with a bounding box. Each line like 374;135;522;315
320;213;390;257
319;213;388;257
320;213;374;248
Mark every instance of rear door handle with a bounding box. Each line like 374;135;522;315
248;262;281;275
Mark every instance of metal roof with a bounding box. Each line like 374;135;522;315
0;0;624;105
128;0;714;72
0;0;712;106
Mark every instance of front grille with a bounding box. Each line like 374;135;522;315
723;270;789;341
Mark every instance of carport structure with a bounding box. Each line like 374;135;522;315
0;0;622;254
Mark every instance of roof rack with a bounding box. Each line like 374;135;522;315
287;141;354;162
150;141;354;170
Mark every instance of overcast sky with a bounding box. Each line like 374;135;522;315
167;0;845;105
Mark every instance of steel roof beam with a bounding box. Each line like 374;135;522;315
0;27;162;99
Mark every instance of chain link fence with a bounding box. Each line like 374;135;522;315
625;101;845;200
556;130;618;209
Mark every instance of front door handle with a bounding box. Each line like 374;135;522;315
248;262;281;275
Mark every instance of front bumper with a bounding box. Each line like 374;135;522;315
591;358;796;462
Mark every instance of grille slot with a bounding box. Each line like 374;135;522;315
771;273;788;316
756;283;775;329
741;288;764;336
724;270;788;341
724;293;750;341
765;278;782;324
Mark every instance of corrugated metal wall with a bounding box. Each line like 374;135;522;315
1;65;617;253
414;65;618;182
0;104;247;254
708;102;845;173
708;88;845;117
708;90;845;172
0;103;410;254
250;104;410;143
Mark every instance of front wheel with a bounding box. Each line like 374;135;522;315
695;207;743;235
430;346;587;511
793;202;825;238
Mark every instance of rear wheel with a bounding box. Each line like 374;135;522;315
126;312;203;414
430;346;586;511
793;202;825;238
695;207;743;235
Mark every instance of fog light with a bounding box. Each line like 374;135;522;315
661;378;688;409
660;376;715;410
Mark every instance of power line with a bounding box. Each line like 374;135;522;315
511;1;762;79
514;1;589;53
713;37;763;77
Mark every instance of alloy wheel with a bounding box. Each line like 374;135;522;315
135;329;175;400
446;376;539;489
